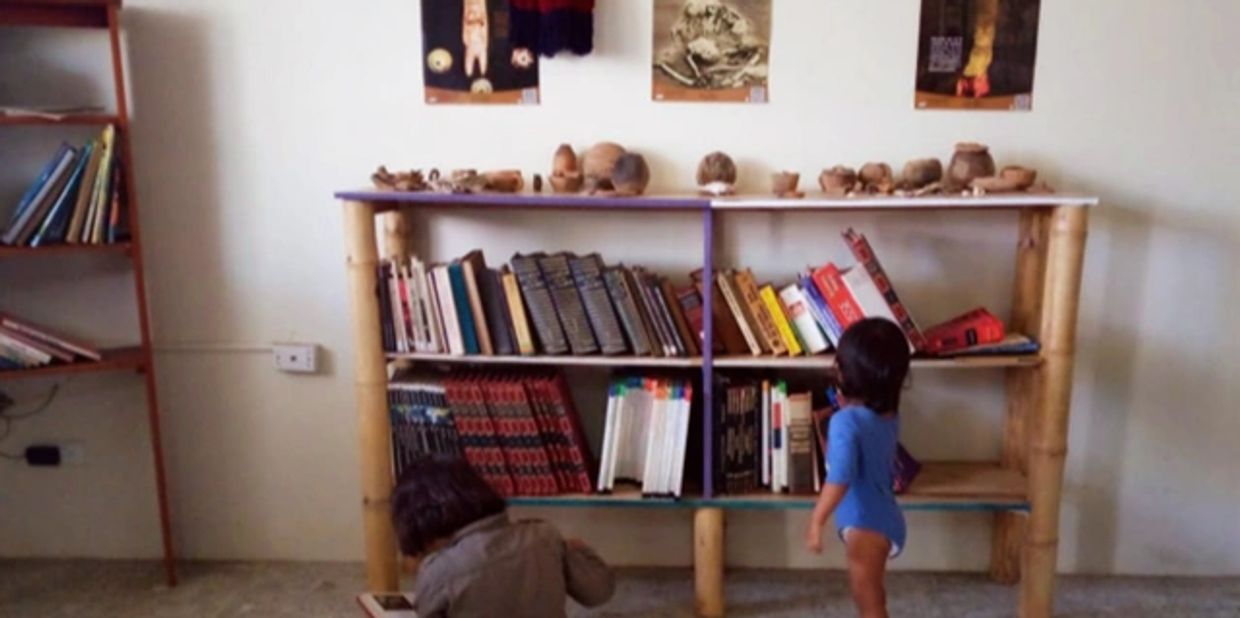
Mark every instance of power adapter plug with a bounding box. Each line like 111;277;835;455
25;445;62;467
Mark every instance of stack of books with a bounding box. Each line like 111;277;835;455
595;377;695;498
0;312;102;371
1;126;129;247
388;370;594;497
378;250;705;358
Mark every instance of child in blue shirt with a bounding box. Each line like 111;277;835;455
806;318;911;618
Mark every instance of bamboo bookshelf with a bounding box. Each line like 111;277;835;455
338;189;1095;618
1;0;175;585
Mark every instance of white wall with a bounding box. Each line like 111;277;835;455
2;0;1238;576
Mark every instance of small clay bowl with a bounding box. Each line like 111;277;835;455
1000;166;1037;191
771;171;802;197
550;172;583;194
970;176;1022;193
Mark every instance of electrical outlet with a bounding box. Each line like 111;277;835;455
273;343;318;374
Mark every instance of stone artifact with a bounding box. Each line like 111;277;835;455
947;142;996;189
582;141;627;194
818;166;857;197
611;153;651;196
697;151;738;195
771;171;803;198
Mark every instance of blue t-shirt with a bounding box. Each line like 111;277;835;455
825;405;906;552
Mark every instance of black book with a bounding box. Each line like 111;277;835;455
603;267;653;356
377;262;396;353
537;253;599;355
622;266;665;357
480;268;517;356
511;253;569;355
569;253;627;356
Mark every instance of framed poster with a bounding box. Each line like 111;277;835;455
914;0;1041;111
652;0;771;103
422;0;540;105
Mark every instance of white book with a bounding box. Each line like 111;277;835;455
422;266;448;353
400;264;426;351
779;284;830;354
626;383;654;483
761;381;771;487
670;385;693;498
660;385;679;495
0;333;52;365
598;384;621;493
432;266;465;355
641;385;665;494
386;266;408;353
841;267;914;353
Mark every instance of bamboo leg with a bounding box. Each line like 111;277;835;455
344;201;400;592
1020;206;1088;618
694;507;725;617
991;209;1050;584
382;210;414;260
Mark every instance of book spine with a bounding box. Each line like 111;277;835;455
500;269;537;355
66;140;101;243
0;312;101;360
448;263;481;355
32;143;91;247
377;263;396;353
760;285;803;356
542;374;594;493
843;229;928;351
624;267;668;357
9;147;77;246
460;259;494;355
799;275;843;347
569;254;628;356
787;393;815;494
716;271;762;356
4;143;67;235
511;254;569;354
538;254;599;355
736;270;786;356
779;284;830;354
603;268;652;356
481;269;517;356
923;307;1005;354
812;264;866;332
691;269;743;354
661;279;700;357
675;286;707;353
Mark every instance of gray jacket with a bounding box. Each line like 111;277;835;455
414;512;615;617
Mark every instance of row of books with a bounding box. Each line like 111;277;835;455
0;312;103;371
378;250;708;358
715;378;922;496
377;230;1029;361
388;370;594;497
2;126;129;247
596;377;696;498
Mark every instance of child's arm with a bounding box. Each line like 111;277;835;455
807;482;847;553
806;411;859;553
563;537;616;607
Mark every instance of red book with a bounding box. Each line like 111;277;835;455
483;376;558;496
674;285;707;352
516;375;571;493
444;377;514;497
923;307;1006;354
842;229;928;351
536;373;594;494
0;312;102;361
811;264;865;331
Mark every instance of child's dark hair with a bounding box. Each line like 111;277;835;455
391;457;506;556
835;318;911;414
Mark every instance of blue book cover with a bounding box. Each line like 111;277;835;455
800;275;843;342
32;143;93;247
448;262;481;355
3;143;73;243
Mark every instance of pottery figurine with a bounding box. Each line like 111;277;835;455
1000;165;1037;191
697;151;738;196
947;142;996;189
582;142;627;193
612;153;651;196
483;169;524;193
550;144;584;193
818;166;857;196
771;171;803;198
901;158;943;190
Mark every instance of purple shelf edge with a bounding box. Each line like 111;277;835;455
334;190;710;210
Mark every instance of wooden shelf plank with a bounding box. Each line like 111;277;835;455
388;352;701;368
333;189;1098;212
0;346;144;382
0;242;132;258
507;463;1028;512
0;113;119;126
388;352;1038;370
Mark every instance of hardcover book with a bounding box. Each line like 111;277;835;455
537;253;599;355
603;267;653;356
716;270;762;355
779;284;830;354
786;392;816;494
811;263;866;332
690;269;747;355
568;253;627;356
500;267;536;355
459;250;495;355
924;307;1005;354
760;284;803;356
511;253;569;355
843;229;927;351
661;279;700;357
734;269;787;356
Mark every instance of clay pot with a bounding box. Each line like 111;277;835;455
549;173;583;193
901;158;943;189
697;151;738;195
970;176;1022;193
771;171;802;198
818;166;857;196
611;153;651;196
859;162;895;194
581;142;627;190
947;143;996;189
552;144;578;175
1000;165;1037;191
483;169;524;193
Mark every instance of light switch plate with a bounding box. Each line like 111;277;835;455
273;343;318;374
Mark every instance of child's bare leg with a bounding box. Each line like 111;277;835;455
845;528;890;618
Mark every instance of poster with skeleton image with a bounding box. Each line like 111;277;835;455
914;0;1041;110
652;0;771;103
422;0;540;104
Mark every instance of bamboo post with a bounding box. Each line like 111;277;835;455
991;208;1051;584
1020;206;1088;618
382;210;413;260
694;507;725;617
343;200;400;592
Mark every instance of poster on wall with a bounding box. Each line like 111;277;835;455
914;0;1041;111
421;0;540;105
652;0;771;103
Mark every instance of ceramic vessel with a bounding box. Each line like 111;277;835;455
612;153;651;196
901;158;943;189
970;176;1022;193
1000;165;1037;190
818;166;857;196
771;171;802;198
582;142;627;190
483;169;524;193
947;143;996;188
697;151;737;195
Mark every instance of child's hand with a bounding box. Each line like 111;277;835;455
805;524;823;554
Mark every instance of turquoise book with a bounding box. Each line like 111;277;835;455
448;262;481;355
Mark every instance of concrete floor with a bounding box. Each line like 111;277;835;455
1;560;1237;617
